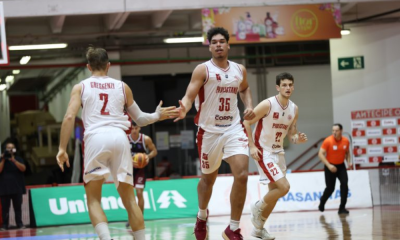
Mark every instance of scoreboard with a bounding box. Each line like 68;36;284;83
351;108;400;164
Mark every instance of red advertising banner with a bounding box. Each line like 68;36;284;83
353;148;366;156
383;146;398;153
366;120;380;127
367;138;381;145
369;156;383;163
201;4;341;44
383;128;396;135
352;130;365;137
351;108;400;120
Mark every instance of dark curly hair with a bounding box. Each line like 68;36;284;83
207;27;230;43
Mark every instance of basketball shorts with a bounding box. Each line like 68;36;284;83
83;127;133;188
197;124;249;174
255;150;287;184
133;167;146;189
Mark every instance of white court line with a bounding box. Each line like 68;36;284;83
150;188;157;211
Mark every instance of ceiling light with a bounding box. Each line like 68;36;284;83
341;29;351;35
9;43;68;51
163;37;204;44
0;84;6;91
5;76;14;83
13;70;20;74
20;56;31;65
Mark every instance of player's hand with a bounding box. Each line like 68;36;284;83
297;132;308;143
174;100;187;122
145;154;150;164
56;149;70;172
243;108;255;120
156;101;178;121
250;146;262;161
328;164;337;173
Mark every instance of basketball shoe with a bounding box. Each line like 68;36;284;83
222;226;243;240
194;209;209;240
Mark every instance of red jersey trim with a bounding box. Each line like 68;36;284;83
235;63;243;77
275;96;288;110
254;119;274;182
266;99;272;117
210;59;230;72
194;86;205;125
204;64;210;85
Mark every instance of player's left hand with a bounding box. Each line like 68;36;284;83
56;149;70;172
145;154;150;164
243;108;255;120
156;100;179;120
297;132;308;143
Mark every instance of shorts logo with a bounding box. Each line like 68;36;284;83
127;172;132;177
202;153;208;160
85;167;101;175
267;162;274;168
216;74;221;81
273;112;279;120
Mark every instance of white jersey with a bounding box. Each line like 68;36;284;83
253;96;296;152
81;76;130;137
194;59;243;133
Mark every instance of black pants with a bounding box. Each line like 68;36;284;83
320;163;348;209
1;194;23;228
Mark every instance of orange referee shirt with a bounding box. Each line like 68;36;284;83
321;135;350;165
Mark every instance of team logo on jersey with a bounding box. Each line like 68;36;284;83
288;114;292;120
273;112;279;120
216;74;221;81
202;153;208;160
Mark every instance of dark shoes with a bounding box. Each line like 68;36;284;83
318;204;325;212
338;208;350;214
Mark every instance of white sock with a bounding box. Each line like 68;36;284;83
229;219;240;231
132;229;146;240
255;199;268;210
94;222;111;240
198;208;207;220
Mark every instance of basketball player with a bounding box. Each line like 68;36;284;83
243;72;307;239
56;47;177;240
175;27;255;240
125;122;157;227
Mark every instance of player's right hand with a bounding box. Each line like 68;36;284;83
56;149;70;172
156;101;179;121
250;146;262;161
174;100;187;122
328;164;337;173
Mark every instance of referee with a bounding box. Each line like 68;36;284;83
318;123;351;214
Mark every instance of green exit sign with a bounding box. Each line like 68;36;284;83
338;56;364;70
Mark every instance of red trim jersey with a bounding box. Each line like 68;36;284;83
194;59;243;133
81;76;130;137
254;96;296;152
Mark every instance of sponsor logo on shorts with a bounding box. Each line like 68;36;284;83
127;172;132;177
238;138;248;142
272;144;281;149
215;124;232;127
84;167;101;175
215;115;233;121
267;162;274;168
202;153;208;160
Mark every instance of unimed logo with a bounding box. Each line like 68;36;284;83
49;190;188;215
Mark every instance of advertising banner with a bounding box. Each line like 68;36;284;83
208;171;372;215
202;4;341;44
351;108;400;164
31;178;199;227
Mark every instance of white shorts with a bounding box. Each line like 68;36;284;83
197;124;249;174
255;150;286;184
83;127;133;188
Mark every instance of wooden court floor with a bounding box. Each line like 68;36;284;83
0;206;399;240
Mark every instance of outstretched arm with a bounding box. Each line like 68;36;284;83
57;84;82;172
238;65;255;120
288;105;307;144
174;64;207;122
243;100;270;161
124;83;177;126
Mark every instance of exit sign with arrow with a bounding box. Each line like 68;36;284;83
338;56;364;70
